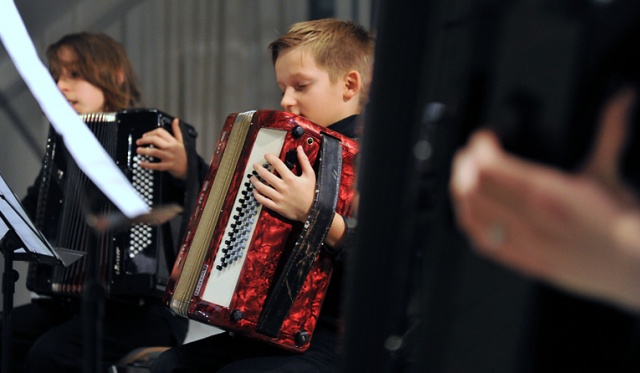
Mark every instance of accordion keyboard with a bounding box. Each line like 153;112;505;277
198;128;286;307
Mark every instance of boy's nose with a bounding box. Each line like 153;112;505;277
57;78;70;91
280;88;295;111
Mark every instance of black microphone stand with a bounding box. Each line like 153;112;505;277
81;214;104;373
80;204;181;373
1;229;22;373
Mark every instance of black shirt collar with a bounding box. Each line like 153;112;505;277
327;115;359;139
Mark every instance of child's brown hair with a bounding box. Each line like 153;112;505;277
47;32;141;112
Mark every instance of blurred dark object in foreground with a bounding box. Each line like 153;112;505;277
343;0;640;372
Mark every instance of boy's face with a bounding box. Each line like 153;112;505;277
275;47;357;127
54;46;106;114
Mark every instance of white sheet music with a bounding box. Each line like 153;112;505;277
0;0;149;218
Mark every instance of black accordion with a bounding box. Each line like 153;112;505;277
27;108;182;299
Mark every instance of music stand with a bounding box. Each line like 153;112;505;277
80;201;181;373
0;172;82;373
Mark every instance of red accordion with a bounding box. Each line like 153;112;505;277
164;110;358;352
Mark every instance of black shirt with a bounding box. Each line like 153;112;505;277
318;114;359;331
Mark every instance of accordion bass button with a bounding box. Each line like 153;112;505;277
230;309;244;322
295;331;310;346
291;125;304;139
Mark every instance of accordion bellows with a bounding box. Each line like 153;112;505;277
164;110;358;352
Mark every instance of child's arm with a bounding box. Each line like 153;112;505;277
250;145;348;248
325;212;347;248
136;118;188;180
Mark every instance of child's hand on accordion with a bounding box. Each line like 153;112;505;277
251;145;316;222
136;118;188;180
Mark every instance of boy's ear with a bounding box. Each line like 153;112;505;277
343;70;362;100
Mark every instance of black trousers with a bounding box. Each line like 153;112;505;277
0;297;187;373
150;325;338;373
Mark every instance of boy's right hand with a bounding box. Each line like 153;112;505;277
250;146;316;222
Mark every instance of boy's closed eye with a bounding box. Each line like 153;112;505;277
279;85;309;96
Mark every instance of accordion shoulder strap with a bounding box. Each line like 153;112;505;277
256;134;343;338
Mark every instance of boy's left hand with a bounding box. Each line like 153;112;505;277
251;146;316;222
136;118;188;180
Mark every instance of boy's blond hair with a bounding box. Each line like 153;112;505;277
269;18;375;92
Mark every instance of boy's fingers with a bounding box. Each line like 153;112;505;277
264;153;293;179
171;118;184;144
296;146;314;176
253;159;281;188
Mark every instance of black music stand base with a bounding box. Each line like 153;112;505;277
82;225;104;373
1;231;24;373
